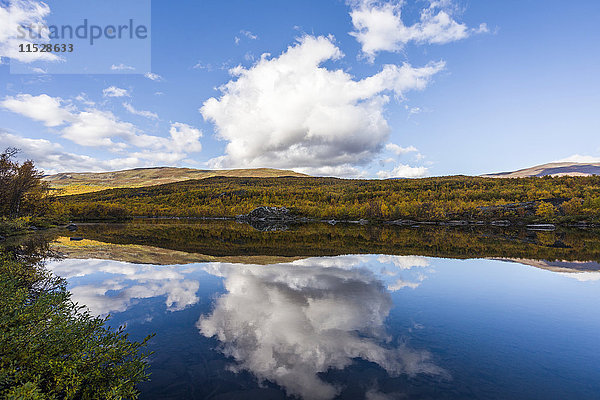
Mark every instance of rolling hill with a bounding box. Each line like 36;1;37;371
482;162;600;178
43;167;308;195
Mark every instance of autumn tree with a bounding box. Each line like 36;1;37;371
0;148;51;218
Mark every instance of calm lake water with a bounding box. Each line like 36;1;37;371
45;244;600;399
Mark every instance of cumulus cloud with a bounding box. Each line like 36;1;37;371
386;143;418;155
377;163;428;178
1;93;71;126
168;122;203;153
123;102;159;119
198;261;447;400
349;0;487;60
102;86;130;97
200;35;443;174
0;0;61;63
2;93;203;171
61;109;137;148
0;131;175;174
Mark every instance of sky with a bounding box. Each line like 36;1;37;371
1;0;599;177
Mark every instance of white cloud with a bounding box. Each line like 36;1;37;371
235;30;258;45
198;261;447;400
385;143;418;155
296;164;367;178
144;72;163;81
111;63;135;71
123;102;159;119
377;163;428;178
2;94;203;169
557;154;600;163
240;30;258;40
102;86;130;98
406;105;423;115
349;0;485;61
75;93;95;106
0;131;145;174
377;143;427;177
201;35;443;173
0;0;61;63
193;61;231;71
168;122;203;153
1;93;72;126
61;109;136;148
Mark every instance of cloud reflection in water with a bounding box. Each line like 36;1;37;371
198;257;446;400
47;259;200;315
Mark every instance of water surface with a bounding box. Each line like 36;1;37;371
46;246;600;399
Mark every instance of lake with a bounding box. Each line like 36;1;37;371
30;221;600;399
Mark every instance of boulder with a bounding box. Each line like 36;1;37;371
236;206;295;221
66;223;78;231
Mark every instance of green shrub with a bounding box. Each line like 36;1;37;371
0;256;153;399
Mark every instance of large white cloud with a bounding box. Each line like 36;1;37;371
349;0;487;61
0;0;60;63
198;260;445;400
200;35;443;174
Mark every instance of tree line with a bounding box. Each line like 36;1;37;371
59;174;600;224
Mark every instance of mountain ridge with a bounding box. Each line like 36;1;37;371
482;162;600;178
43;167;308;195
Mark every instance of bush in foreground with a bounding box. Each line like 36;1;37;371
0;255;153;399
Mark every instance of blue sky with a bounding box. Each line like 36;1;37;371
1;0;599;177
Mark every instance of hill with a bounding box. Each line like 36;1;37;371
43;167;308;195
482;162;600;178
58;175;600;223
